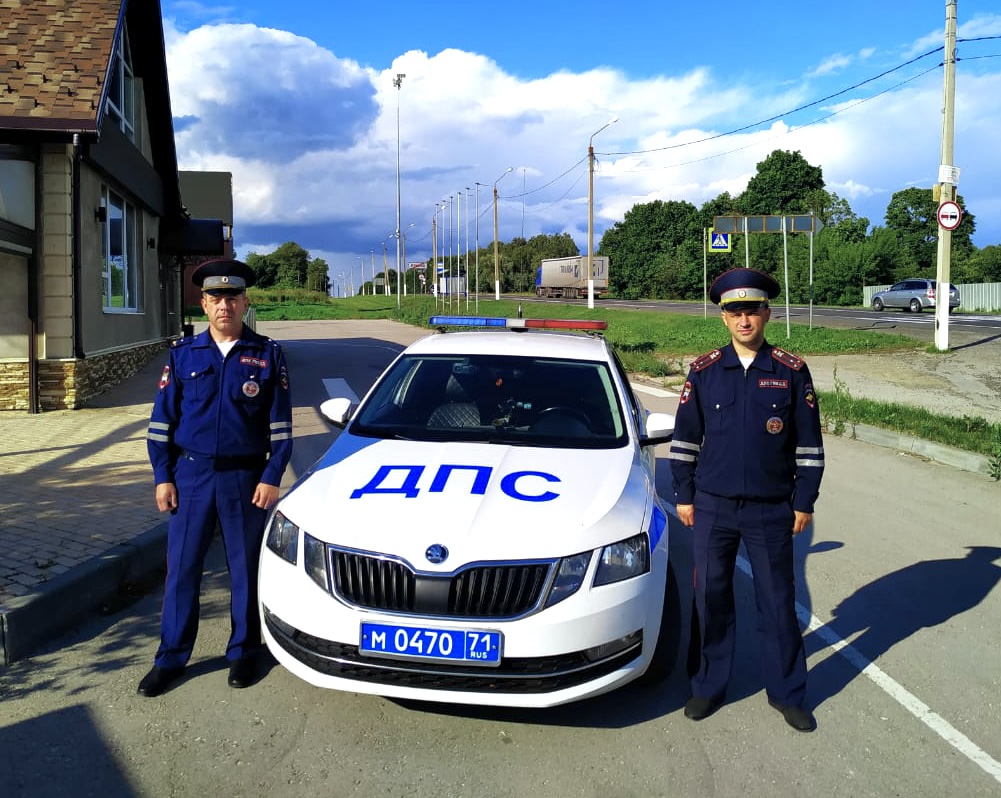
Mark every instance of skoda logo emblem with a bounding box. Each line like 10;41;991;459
425;544;449;564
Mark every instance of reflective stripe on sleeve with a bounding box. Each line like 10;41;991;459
796;446;825;468
668;439;701;463
147;421;171;443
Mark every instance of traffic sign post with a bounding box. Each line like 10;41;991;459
937;200;962;231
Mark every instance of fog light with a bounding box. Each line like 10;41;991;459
583;630;642;662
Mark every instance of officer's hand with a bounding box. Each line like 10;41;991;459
253;482;280;511
155;482;177;513
676;504;695;527
792;510;812;535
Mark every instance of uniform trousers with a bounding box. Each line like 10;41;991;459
687;490;807;707
155;455;267;669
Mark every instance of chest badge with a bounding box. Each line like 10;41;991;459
242;380;260;398
766;416;784;434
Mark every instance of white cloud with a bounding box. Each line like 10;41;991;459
164;15;1001;280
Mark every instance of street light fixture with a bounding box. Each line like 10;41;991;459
493;166;513;300
393;73;405;308
588;117;617;309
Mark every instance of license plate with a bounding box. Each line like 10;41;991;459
360;622;502;666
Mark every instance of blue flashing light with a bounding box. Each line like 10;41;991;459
428;316;608;331
429;316;508;327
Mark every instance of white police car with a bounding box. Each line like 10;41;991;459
259;316;679;707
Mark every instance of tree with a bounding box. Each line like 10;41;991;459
883;188;976;276
306;257;330;293
245;252;279;288
271;241;310;288
738;150;825;215
599;200;701;298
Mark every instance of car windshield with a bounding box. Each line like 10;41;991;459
350;353;629;449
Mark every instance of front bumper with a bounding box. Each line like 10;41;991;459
259;547;665;708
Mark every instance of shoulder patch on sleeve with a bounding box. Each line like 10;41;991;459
691;349;723;372
771;347;804;371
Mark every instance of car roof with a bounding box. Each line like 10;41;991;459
404;330;613;361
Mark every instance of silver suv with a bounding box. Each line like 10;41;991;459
871;279;960;313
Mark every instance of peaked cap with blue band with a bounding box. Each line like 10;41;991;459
192;258;256;294
709;267;780;309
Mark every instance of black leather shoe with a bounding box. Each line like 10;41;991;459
769;699;816;732
684;696;723;721
227;656;257;688
137;666;184;697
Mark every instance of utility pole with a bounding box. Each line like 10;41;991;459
393;73;405;308
934;0;958;352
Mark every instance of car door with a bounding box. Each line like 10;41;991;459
886;281;908;309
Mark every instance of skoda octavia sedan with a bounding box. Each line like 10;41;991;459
259;316;679;708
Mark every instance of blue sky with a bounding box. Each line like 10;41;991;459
161;1;1001;292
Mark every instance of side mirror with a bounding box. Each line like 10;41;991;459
319;397;354;428
640;412;675;447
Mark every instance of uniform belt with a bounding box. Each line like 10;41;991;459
181;450;267;471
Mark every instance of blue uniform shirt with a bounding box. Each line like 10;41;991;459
668;341;824;513
147;326;293;487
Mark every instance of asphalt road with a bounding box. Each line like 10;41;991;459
521;295;1001;349
2;320;999;798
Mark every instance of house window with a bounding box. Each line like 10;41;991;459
105;27;135;141
101;188;140;311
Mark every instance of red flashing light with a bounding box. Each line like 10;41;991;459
520;319;608;330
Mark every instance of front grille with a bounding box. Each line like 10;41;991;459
331;549;552;619
264;607;642;694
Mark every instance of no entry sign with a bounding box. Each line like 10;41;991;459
937;200;962;231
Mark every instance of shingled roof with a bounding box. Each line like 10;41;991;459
0;0;122;134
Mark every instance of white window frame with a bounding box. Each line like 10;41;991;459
105;27;135;141
100;187;141;312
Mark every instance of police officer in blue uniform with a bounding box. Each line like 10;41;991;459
668;268;824;731
140;258;293;697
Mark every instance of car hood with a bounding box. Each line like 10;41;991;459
276;431;651;568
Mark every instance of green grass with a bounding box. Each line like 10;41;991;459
239;291;1000;473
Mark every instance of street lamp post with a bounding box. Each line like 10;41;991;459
393;73;405;309
588;117;617;309
464;187;471;311
370;249;376;296
474;182;483;310
493;166;513;300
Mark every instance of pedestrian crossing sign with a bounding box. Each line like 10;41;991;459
709;231;732;252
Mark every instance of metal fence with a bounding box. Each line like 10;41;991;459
863;282;1001;312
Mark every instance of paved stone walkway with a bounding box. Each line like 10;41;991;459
0;355;166;608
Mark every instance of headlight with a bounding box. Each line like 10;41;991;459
593;533;649;586
544;552;592;608
265;511;298;564
303;533;329;591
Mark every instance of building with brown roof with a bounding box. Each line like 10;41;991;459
0;0;226;411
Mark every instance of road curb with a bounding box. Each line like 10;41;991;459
834;423;994;479
0;523;168;667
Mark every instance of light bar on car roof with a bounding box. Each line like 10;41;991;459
429;315;607;331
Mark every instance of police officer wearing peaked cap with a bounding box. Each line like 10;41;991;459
140;257;293;697
668;267;825;732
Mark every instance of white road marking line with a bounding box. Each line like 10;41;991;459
322;378;359;403
733;555;1001;785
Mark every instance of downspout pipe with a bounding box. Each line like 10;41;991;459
71;133;85;360
28;149;42;413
